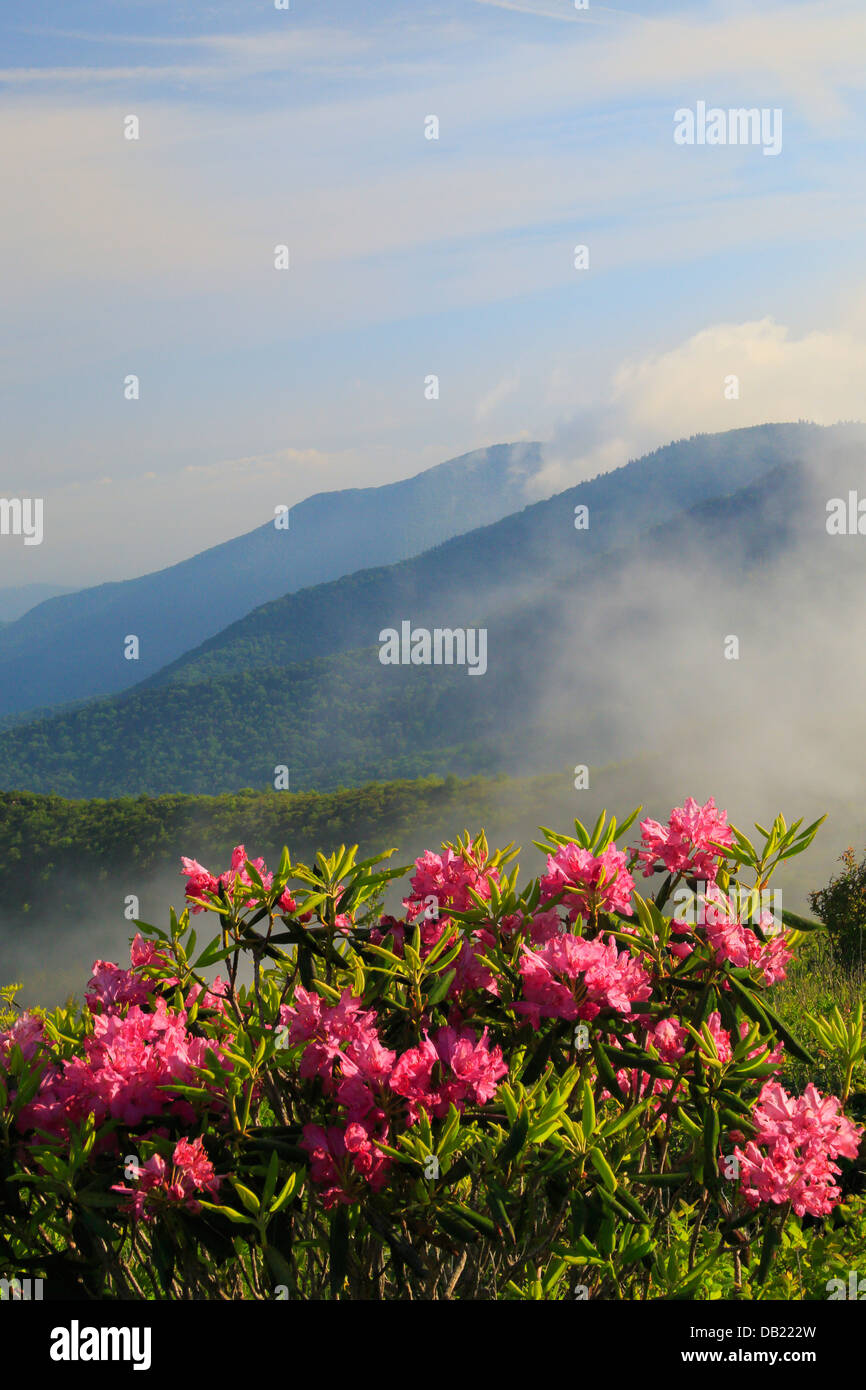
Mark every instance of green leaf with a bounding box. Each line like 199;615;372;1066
726;975;771;1031
588;1147;617;1193
597;1097;653;1140
425;968;456;1007
230;1181;261;1217
521;1029;558;1086
757;1219;782;1285
702;1105;720;1180
192;936;235;970
261;1149;280;1212
451;1202;497;1239
729;825;759;862
780;909;824;933
582;1083;596;1139
265;1246;293;1290
616;805;643;839
498;1108;530;1165
197;1201;254;1226
591;1036;625;1101
628;1170;689;1186
760;999;816;1065
436;1208;480;1243
612;1187;650;1224
269;1171;299;1216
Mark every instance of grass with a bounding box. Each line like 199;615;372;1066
770;930;866;1096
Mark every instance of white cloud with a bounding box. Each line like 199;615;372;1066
536;313;866;496
613;317;866;437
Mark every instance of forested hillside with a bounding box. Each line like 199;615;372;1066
2;425;864;799
0;772;572;922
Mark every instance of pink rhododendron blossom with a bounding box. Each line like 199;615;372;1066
515;935;651;1028
184;976;229;1015
181;846;296;914
403;848;500;922
335;1035;398;1125
369;916;406;951
389;1026;507;1123
733;1081;862;1217
17;999;232;1140
85;960;153;1014
301;1120;392;1207
704;1010;734;1063
649;1016;688;1063
637;797;733;882
527;908;564;946
180;856;219;909
280;988;385;1092
539;844;634;923
130;933;169;971
0;1013;46;1072
702;886;793;985
449;932;500;998
128;933;179;988
112;1135;220;1220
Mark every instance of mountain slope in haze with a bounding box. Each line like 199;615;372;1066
3;421;863;798
0;442;543;720
141;421;839;692
0;584;76;623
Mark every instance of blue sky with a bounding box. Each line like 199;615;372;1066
1;0;864;585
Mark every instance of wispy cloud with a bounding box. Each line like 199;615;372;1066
0;28;370;86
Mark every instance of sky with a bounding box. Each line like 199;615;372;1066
1;0;865;586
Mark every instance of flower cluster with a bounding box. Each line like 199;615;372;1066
300;1123;392;1210
515;934;652;1028
85;959;153;1014
733;1081;863;1217
3;797;860;1298
284;987;507;1202
182;844;297;916
281;987;390;1094
702;885;793;984
667;884;793;984
112;1136;221;1220
637;796;733;882
389;1026;507;1123
17;996;231;1139
284;987;397;1203
0;1012;46;1074
403;846;501;921
609;1014;783;1109
539;844;634;923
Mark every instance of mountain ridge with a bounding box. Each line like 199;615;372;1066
0;441;544;718
4;422;862;798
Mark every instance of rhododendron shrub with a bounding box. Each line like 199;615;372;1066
1;805;862;1300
